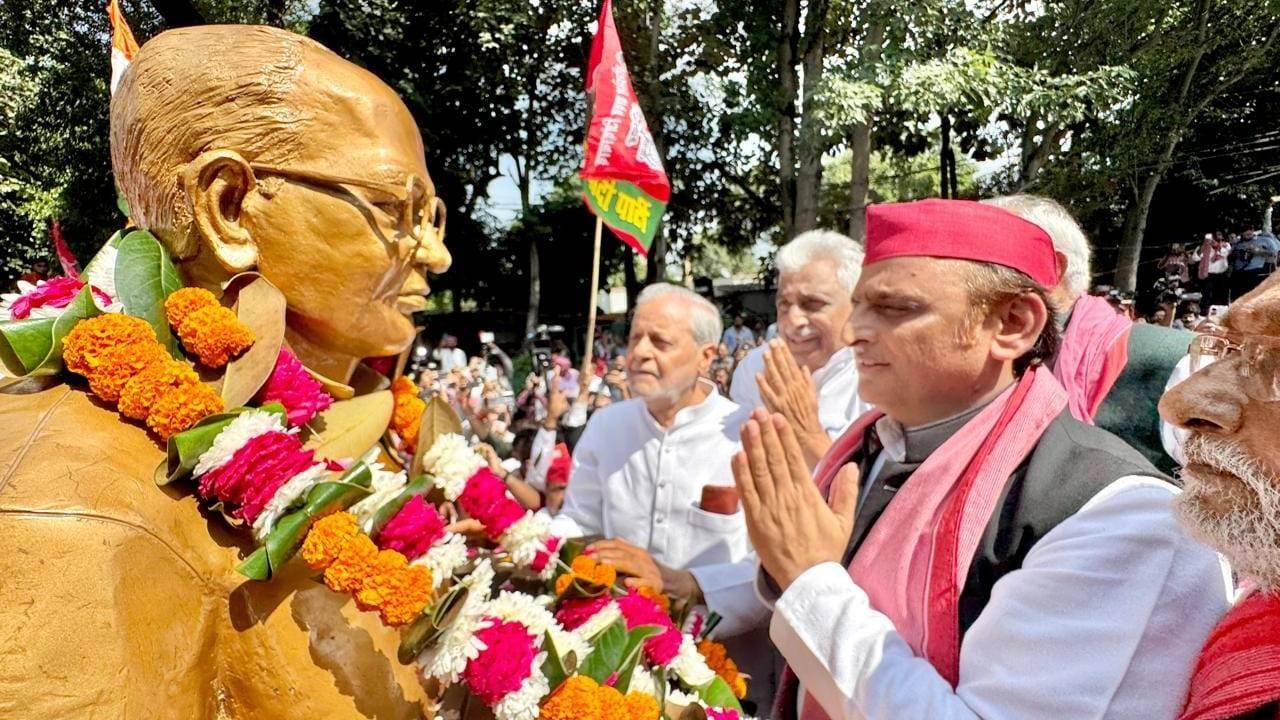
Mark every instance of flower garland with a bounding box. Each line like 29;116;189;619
164;287;254;367
62;314;224;439
390;375;425;453
0;276;117;321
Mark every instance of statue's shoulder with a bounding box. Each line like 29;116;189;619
0;382;241;574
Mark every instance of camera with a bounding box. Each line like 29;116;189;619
527;324;565;386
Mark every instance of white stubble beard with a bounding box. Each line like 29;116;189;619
1176;433;1280;591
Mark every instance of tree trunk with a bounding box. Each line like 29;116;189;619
793;0;830;235
777;0;801;241
939;114;953;198
848;124;871;242
623;247;640;311
526;239;541;334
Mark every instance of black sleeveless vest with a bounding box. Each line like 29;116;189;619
844;410;1166;634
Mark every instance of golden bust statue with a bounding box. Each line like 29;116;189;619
0;25;449;718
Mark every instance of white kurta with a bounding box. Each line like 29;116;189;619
550;386;767;636
731;345;871;437
757;473;1233;720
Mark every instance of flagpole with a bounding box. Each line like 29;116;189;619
584;217;604;371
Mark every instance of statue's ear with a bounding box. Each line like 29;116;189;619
182;149;259;273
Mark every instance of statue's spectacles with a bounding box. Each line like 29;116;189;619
250;163;445;258
1189;325;1280;401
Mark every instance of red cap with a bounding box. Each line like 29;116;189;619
865;199;1059;288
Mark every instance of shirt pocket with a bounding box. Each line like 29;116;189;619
684;504;750;565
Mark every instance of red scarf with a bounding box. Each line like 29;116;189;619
781;368;1067;720
1054;295;1133;423
1181;592;1280;720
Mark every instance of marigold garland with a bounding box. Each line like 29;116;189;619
176;305;255;367
146;381;225;440
537;675;658;720
118;359;200;420
164;287;219;328
390;376;425;453
301;511;434;626
636;585;670;614
698;639;748;700
85;341;170;402
555;554;618;597
302;512;362;569
62;314;156;375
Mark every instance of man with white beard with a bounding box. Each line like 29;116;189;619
1160;273;1280;720
733;230;871;468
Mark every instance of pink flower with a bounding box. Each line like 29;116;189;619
706;709;741;720
459;468;526;540
530;536;562;574
555;594;614;631
461;618;538;705
256;348;332;426
197;431;316;523
376;496;447;559
617;589;681;665
0;277;114;321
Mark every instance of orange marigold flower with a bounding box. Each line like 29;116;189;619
539;676;601;720
177;305;255;368
145;381;225;440
636;585;670;614
86;341;170;402
621;691;660;720
62;314;156;376
118;358;199;420
300;512;360;570
596;684;627;718
555;554;618;597
390;376;426;453
323;532;378;593
698;638;747;699
164;287;219;329
373;565;434;626
353;548;410;612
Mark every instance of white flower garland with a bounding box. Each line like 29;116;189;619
193;410;289;477
572;600;623;644
413;532;469;589
349;461;408;533
421;433;485;501
499;514;552;567
670;634;716;688
251;462;328;541
418;559;496;683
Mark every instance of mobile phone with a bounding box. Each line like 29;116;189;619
479;331;495;344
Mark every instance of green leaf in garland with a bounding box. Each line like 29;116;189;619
612;624;665;694
366;474;432;540
696;676;743;714
0;284;102;377
113;229;183;357
399;583;470;664
157;403;286;486
578;619;629;683
541;631;571;693
236;461;374;581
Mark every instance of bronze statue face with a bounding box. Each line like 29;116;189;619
111;26;451;381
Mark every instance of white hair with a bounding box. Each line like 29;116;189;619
982;194;1092;301
776;229;864;294
635;283;723;347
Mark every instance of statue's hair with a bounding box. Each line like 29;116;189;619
111;25;328;258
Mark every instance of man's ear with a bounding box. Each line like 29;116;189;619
990;292;1049;364
182;149;259;273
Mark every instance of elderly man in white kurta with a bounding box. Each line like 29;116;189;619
733;230;871;468
550;283;765;635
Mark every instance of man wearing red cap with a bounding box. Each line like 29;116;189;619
733;199;1231;719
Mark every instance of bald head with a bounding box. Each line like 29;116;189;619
111;25;426;258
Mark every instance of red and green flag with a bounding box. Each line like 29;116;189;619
580;0;670;257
